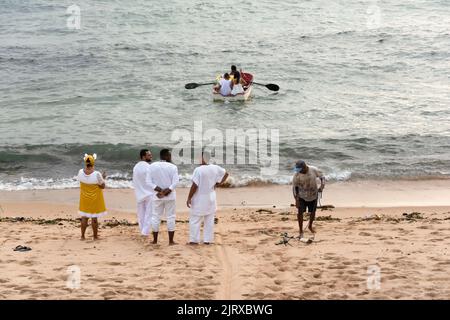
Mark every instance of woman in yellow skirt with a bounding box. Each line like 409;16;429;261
77;153;107;240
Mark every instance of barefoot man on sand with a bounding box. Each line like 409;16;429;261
292;160;325;239
186;151;228;245
148;149;179;245
132;149;154;238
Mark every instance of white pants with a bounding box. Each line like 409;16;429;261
152;199;176;232
189;213;215;243
136;198;152;236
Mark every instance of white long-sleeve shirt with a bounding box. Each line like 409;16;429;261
132;161;154;203
190;164;226;216
148;161;179;201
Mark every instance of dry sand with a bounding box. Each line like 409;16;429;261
1;180;450;299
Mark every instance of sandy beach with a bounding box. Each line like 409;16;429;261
1;179;450;300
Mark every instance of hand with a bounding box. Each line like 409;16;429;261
319;186;324;192
214;182;221;189
102;171;107;179
156;192;164;199
162;188;172;196
186;198;192;208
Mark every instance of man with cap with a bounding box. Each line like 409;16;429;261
292;160;325;239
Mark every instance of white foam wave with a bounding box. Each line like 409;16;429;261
0;170;353;191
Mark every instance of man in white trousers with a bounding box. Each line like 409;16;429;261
186;151;228;245
148;149;179;245
132;149;158;237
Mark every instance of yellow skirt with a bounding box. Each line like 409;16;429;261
79;182;107;218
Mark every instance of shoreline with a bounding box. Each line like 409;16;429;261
1;179;450;222
1;178;450;299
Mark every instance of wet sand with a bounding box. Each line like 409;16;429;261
0;180;449;299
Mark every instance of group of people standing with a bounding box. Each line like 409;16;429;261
76;150;325;243
214;65;249;97
132;148;228;245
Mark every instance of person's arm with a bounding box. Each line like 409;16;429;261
186;182;198;208
316;168;325;192
292;177;300;208
319;176;325;192
168;166;179;192
215;172;228;188
161;166;179;197
214;80;222;91
97;171;106;189
146;167;162;193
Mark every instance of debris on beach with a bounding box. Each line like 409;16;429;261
275;233;295;246
316;215;341;222
318;205;335;211
256;209;274;214
103;218;138;228
0;216;79;225
13;245;32;252
353;211;426;224
402;212;424;221
363;214;382;221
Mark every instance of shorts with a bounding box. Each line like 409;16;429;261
298;197;318;214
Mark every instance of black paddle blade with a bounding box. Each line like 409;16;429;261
185;83;199;89
266;83;279;91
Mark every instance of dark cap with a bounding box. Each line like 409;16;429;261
294;160;306;173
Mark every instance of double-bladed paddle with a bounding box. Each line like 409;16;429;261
184;82;216;89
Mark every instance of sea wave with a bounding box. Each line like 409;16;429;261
1;169;450;191
0;169;379;191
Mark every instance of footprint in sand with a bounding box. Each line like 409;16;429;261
18;260;36;266
266;285;282;292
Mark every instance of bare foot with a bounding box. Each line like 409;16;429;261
203;242;211;245
93;236;101;241
151;241;158;245
308;226;316;233
169;242;177;246
81;236;86;241
187;242;199;245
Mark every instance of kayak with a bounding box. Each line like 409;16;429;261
212;73;253;102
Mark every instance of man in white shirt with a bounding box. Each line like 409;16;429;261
132;149;157;237
214;73;232;96
148;149;179;245
186;152;228;245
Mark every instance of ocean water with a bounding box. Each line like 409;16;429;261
1;0;450;190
